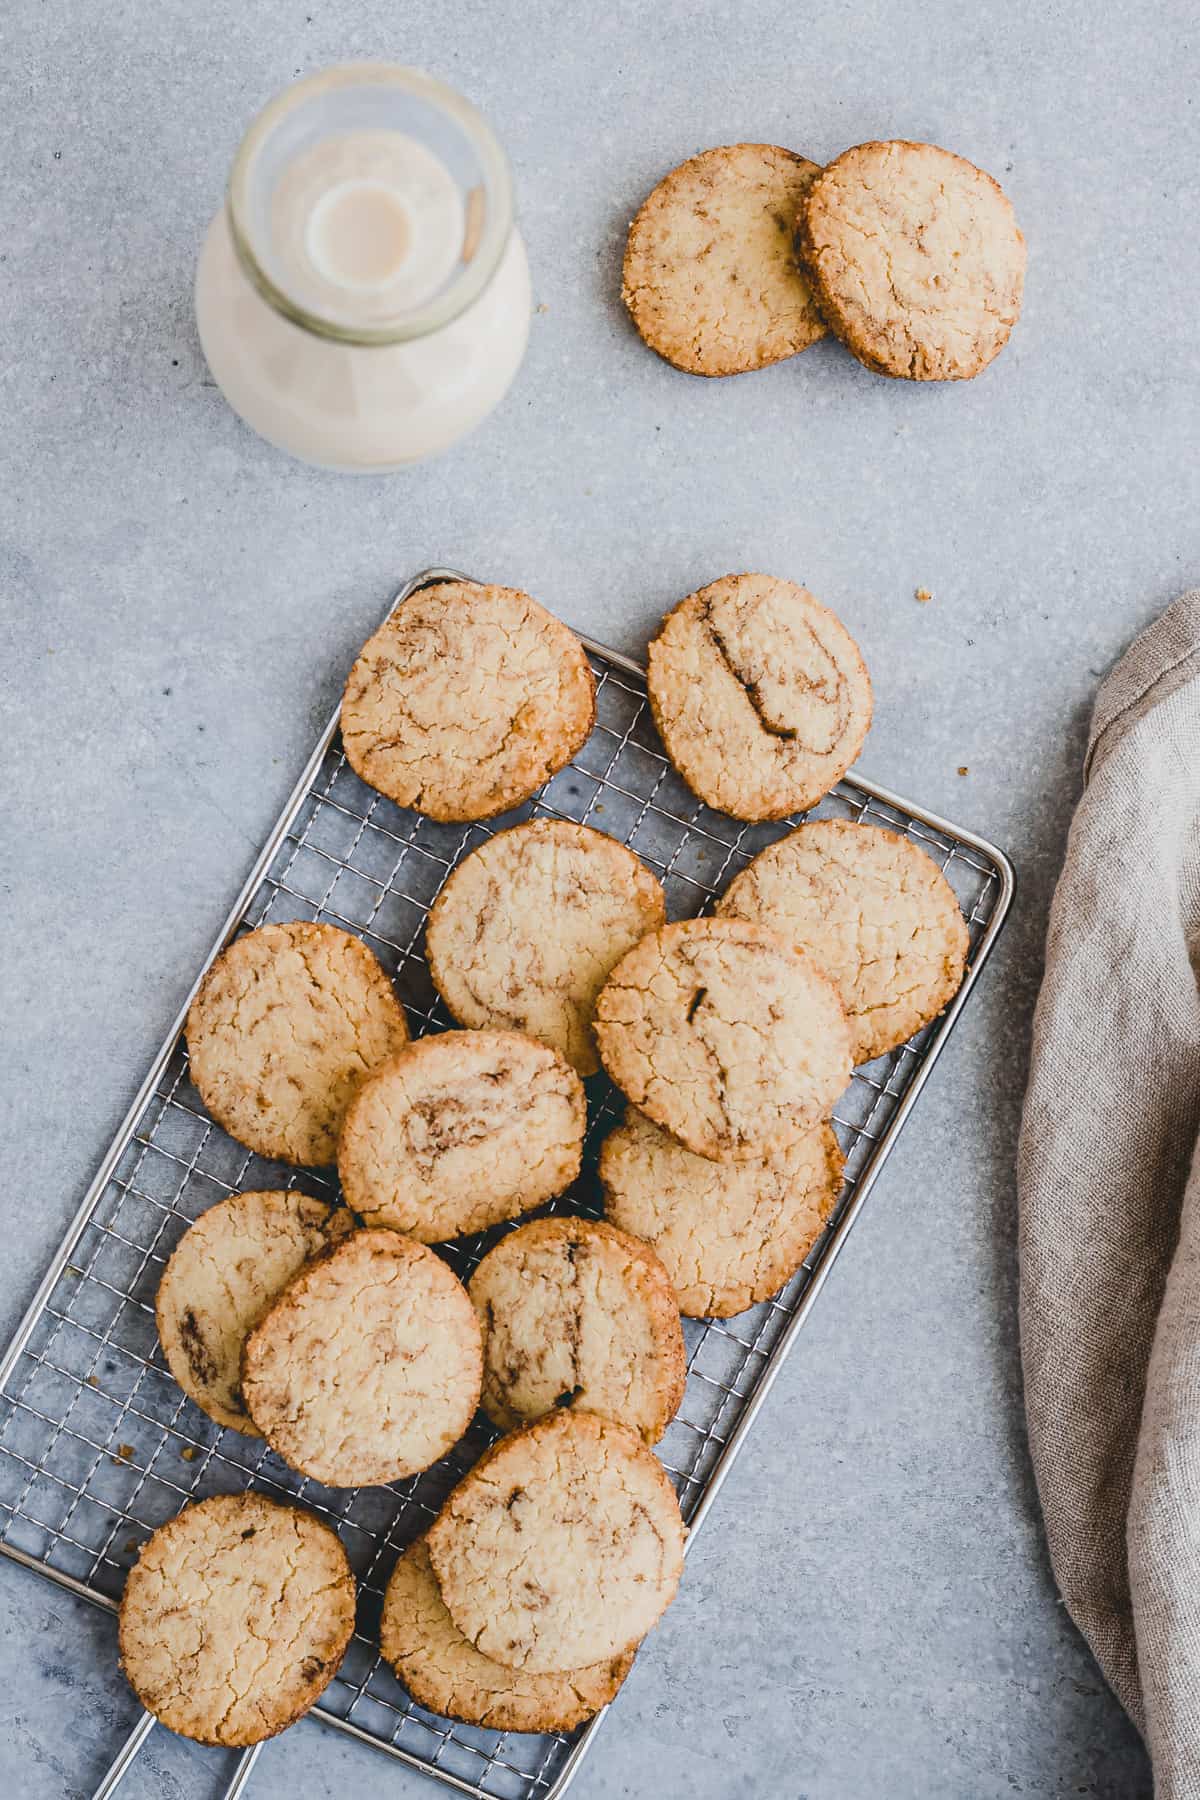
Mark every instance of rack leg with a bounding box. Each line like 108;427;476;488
92;1709;156;1799
221;1743;263;1799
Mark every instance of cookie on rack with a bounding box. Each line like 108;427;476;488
185;920;409;1166
600;1107;843;1317
156;1188;353;1433
118;1491;355;1746
798;140;1026;381
338;1029;585;1242
241;1228;481;1487
469;1216;686;1442
718;819;969;1061
622;143;827;376
341;581;596;823
426;1409;684;1673
594;917;852;1162
646;574;872;821
425;818;666;1076
381;1536;634;1733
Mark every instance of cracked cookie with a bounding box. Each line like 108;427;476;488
621;143;827;376
646;574;872;821
156;1188;354;1434
426;1409;684;1673
798;139;1026;381
594;916;852;1161
601;1107;843;1317
469;1217;686;1443
342;581;596;822
242;1228;481;1487
381;1536;634;1732
426;819;666;1077
118;1491;355;1746
338;1029;585;1242
718;819;969;1061
186;920;409;1166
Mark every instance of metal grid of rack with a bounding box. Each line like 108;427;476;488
0;569;1013;1800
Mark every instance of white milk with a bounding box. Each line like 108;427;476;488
195;66;531;471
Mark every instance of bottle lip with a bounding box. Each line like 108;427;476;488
226;62;515;346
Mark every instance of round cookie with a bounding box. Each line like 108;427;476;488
621;143;827;377
469;1217;686;1443
185;920;409;1166
601;1108;844;1317
381;1536;634;1732
241;1228;481;1487
798;139;1026;381
426;819;666;1077
594;917;852;1162
156;1189;354;1433
718;820;969;1061
646;574;872;821
341;581;596;823
426;1409;684;1673
338;1030;585;1242
118;1491;355;1746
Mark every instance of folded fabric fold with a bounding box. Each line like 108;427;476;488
1019;588;1200;1797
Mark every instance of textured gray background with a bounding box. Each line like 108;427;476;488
3;0;1197;1794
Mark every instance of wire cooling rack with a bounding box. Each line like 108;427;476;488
0;568;1012;1800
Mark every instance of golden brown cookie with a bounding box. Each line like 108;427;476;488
798;140;1026;381
426;819;666;1077
426;1409;684;1674
621;143;827;376
380;1536;634;1732
118;1492;355;1746
338;1030;585;1242
469;1217;686;1443
600;1108;844;1317
185;921;409;1166
646;574;872;822
594;917;852;1162
241;1229;481;1487
156;1189;354;1433
341;582;596;822
718;820;969;1061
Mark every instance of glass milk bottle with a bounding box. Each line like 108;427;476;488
195;64;531;470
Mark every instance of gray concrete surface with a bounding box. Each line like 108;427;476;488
3;0;1198;1793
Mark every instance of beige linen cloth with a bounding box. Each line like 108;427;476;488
1020;588;1200;1795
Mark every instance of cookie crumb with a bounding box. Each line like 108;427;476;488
113;1444;134;1464
85;1374;99;1389
915;587;932;603
958;766;969;776
124;1537;139;1554
536;303;549;314
180;1444;199;1462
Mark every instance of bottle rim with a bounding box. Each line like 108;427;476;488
225;62;515;347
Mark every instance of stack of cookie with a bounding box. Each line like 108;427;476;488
122;572;969;1744
623;137;1026;383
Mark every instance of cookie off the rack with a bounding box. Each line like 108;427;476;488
341;580;595;822
646;573;872;822
798;140;1026;381
622;142;827;376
